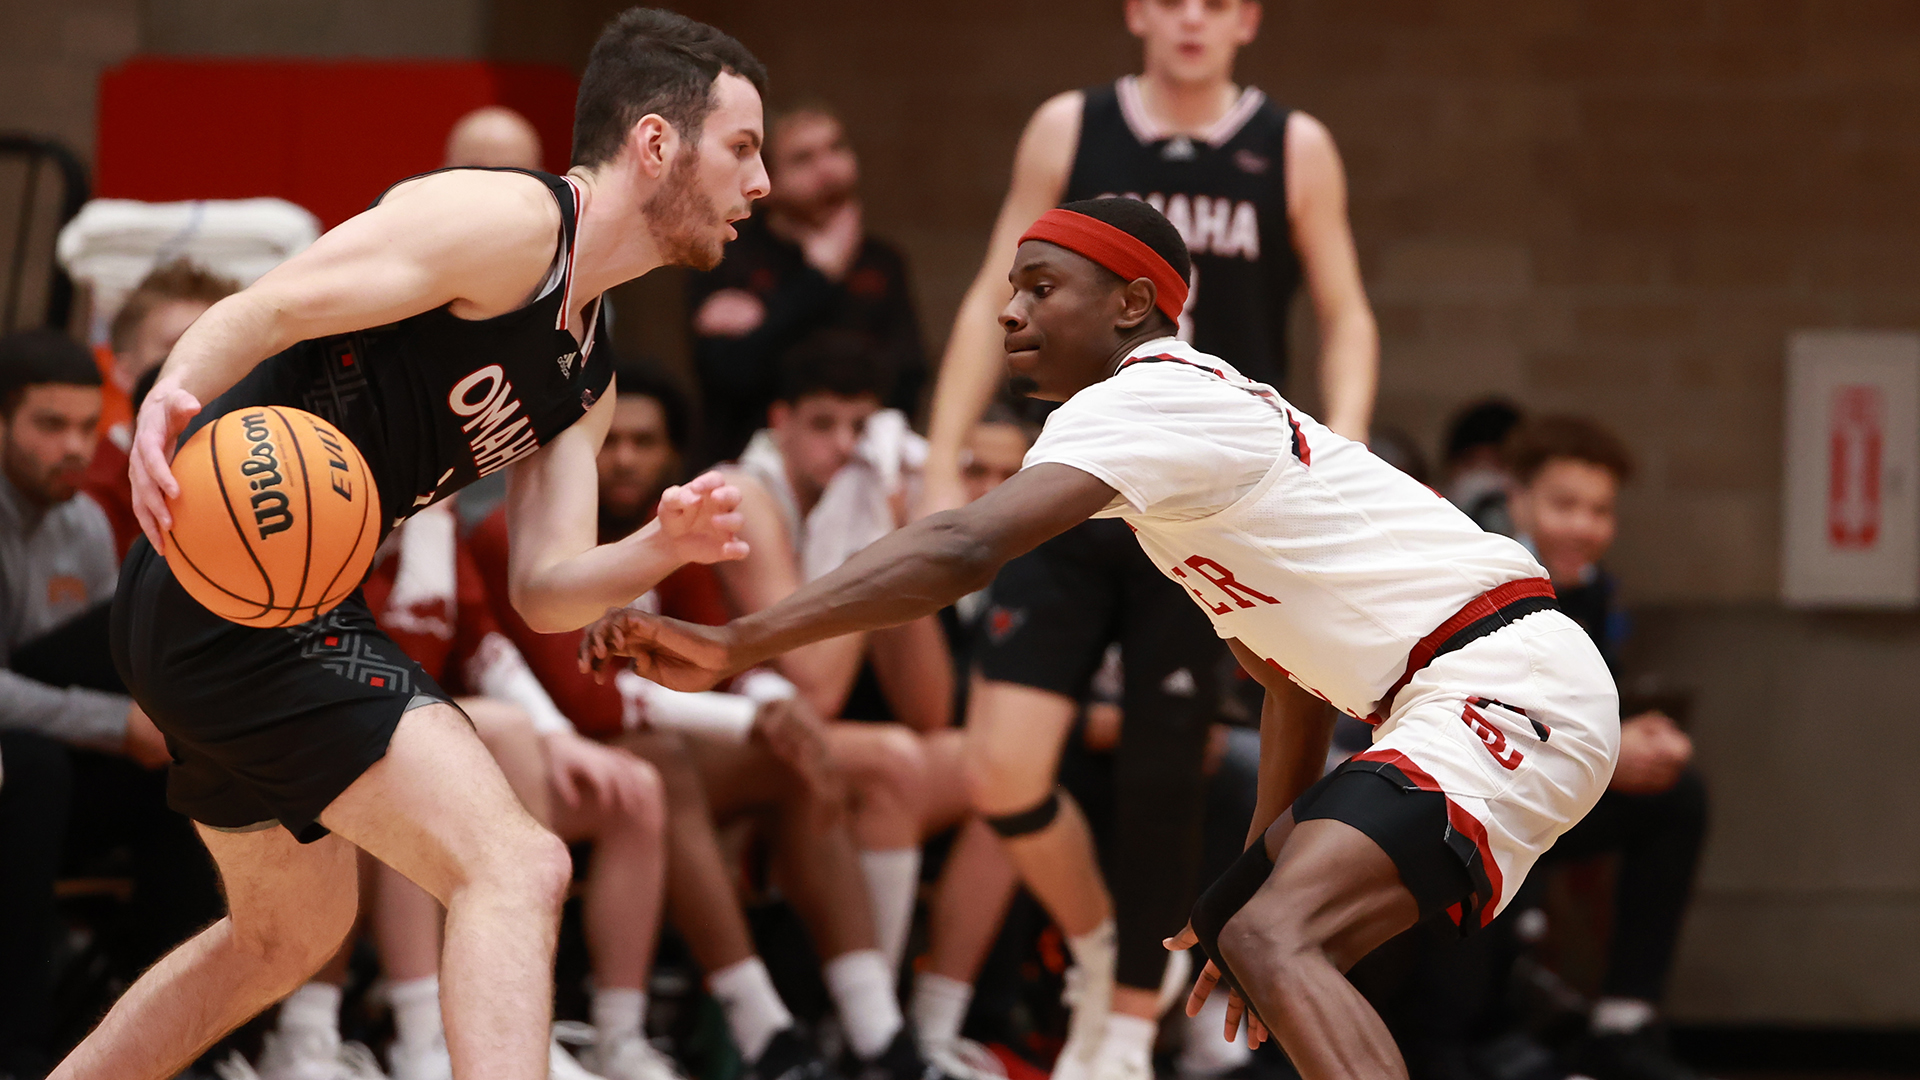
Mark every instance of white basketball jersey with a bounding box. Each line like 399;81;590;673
1023;338;1547;719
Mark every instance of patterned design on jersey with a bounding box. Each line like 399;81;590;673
299;340;372;426
1345;748;1501;928
292;609;415;693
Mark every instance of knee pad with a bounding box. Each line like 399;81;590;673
1189;840;1276;1002
986;788;1062;838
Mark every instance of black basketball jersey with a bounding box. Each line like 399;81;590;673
1064;77;1303;386
188;169;611;537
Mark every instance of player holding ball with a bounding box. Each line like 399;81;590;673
56;11;763;1080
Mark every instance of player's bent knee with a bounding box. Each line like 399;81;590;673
868;725;928;796
985;788;1061;839
1191;839;1277;985
963;740;1050;812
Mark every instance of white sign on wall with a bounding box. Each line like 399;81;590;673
1781;331;1920;608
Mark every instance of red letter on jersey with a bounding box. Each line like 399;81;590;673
1184;556;1280;610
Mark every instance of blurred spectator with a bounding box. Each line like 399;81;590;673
0;330;218;1079
445;106;544;170
474;365;944;1080
1441;398;1522;535
687;104;926;466
1402;416;1709;1080
82;259;239;557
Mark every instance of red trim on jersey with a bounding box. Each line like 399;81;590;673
1351;747;1505;926
1020;209;1189;323
1368;577;1557;723
557;176;584;333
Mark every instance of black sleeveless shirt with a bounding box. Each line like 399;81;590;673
188;169;611;538
1064;78;1303;386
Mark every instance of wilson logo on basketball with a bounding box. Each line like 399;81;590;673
165;406;381;629
239;412;293;538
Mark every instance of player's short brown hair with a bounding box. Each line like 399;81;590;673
572;7;768;168
1504;414;1635;486
109;258;239;354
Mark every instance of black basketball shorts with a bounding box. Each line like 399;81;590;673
110;537;453;843
974;517;1223;702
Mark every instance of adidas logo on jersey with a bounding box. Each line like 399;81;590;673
557;350;578;378
1098;192;1260;260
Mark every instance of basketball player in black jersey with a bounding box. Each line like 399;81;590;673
909;4;1380;1080
53;12;762;1080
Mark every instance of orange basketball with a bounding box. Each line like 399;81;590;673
164;406;382;628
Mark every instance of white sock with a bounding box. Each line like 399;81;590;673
1095;1014;1157;1067
389;975;444;1050
1178;991;1251;1077
911;972;973;1050
1591;997;1657;1035
860;847;922;973
824;948;904;1060
278;981;341;1036
593;987;647;1043
708;957;794;1062
1067;919;1117;972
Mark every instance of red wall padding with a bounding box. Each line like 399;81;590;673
98;58;578;229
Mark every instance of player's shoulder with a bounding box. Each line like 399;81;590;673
376;169;562;241
1032;89;1087;127
1284;110;1340;159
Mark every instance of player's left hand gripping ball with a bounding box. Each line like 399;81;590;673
657;471;749;565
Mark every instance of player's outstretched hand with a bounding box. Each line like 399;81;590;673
129;380;202;553
656;471;749;566
1163;922;1270;1048
580;608;733;691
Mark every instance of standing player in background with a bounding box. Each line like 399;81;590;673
58;11;764;1080
912;3;1380;1079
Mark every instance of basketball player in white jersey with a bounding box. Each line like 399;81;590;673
584;198;1619;1080
914;6;1380;1075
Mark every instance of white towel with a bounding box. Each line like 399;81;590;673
734;409;926;581
56;197;320;344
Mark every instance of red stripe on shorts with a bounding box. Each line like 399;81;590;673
1351;747;1505;926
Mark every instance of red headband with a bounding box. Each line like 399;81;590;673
1019;208;1189;324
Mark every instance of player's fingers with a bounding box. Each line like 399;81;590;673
1223;990;1244;1042
1248;1013;1269;1048
682;471;725;494
721;538;751;561
1164;923;1198;951
1185;960;1220;1017
551;762;583;810
705;483;741;512
710;510;744;534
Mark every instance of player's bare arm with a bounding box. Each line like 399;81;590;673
1285;111;1378;443
131;170;567;547
584;462;1118;688
1227;638;1336;849
708;469;867;717
506;379;748;634
918;91;1082;515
